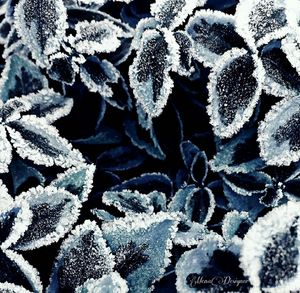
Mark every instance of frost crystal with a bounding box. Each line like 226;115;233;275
14;0;68;66
207;48;264;138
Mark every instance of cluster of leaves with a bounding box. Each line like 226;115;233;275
1;0;300;292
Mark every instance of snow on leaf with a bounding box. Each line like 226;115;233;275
173;31;194;76
0;283;31;293
75;272;129;293
79;57;119;99
0;202;32;251
0;125;12;174
282;36;300;78
235;0;289;49
91;209;116;222
0;250;42;292
13;186;81;250
150;0;206;30
102;190;155;214
258;95;300;166
51;164;95;202
48;53;77;85
207;48;264;139
102;212;178;293
240;201;300;292
70;19;128;55
261;40;300;97
186;10;245;67
129;29;179;118
2;30;23;60
210;128;265;174
0;180;13;212
0;54;48;102
48;220;115;292
14;0;68;66
6;115;84;168
23;89;73;123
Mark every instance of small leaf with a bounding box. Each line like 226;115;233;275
150;0;206;30
240;201;300;292
75;272;129;293
258;95;300;166
48;220;115;292
14;186;81;250
51;164;95;202
102;212;178;293
129;29;179;118
23;89;73;123
0;54;48;102
14;0;68;66
235;0;289;48
97;145;146;172
186;10;246;67
207;48;264;138
70;19;129;55
7;115;84;168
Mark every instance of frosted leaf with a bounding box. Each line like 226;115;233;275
186;10;245;67
14;0;68;66
258;95;300;166
102;212;178;292
23;89;73;123
70;19;127;55
207;48;264;138
150;0;206;30
210;128;265;174
102;190;155;214
0;250;42;292
173;31;194;76
80;57;119;99
261;40;300;97
222;172;273;196
131;18;159;50
2;30;23;60
235;0;289;49
48;53;77;85
240;201;300;292
0;180;13;212
282;36;300;78
173;221;210;247
6;115;84;168
0;125;12;173
51;164;95;202
0;54;48;102
175;234;224;292
129;29;179;118
48;220;115;292
91;209;116;222
75;272;128;293
13;186;81;250
0;202;32;251
222;211;250;242
0;283;31;293
0;98;31;123
0;19;12;44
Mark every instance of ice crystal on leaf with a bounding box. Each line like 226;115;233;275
207;48;264;139
240;201;300;292
14;0;68;66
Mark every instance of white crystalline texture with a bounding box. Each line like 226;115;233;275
6;115;84;168
186;10;244;68
240;201;300;292
71;19;126;55
48;220;115;292
14;186;82;250
0;283;32;293
14;0;68;66
151;0;206;30
235;0;288;48
0;125;12;173
258;95;300;166
207;48;264;139
129;29;179;118
75;272;129;293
